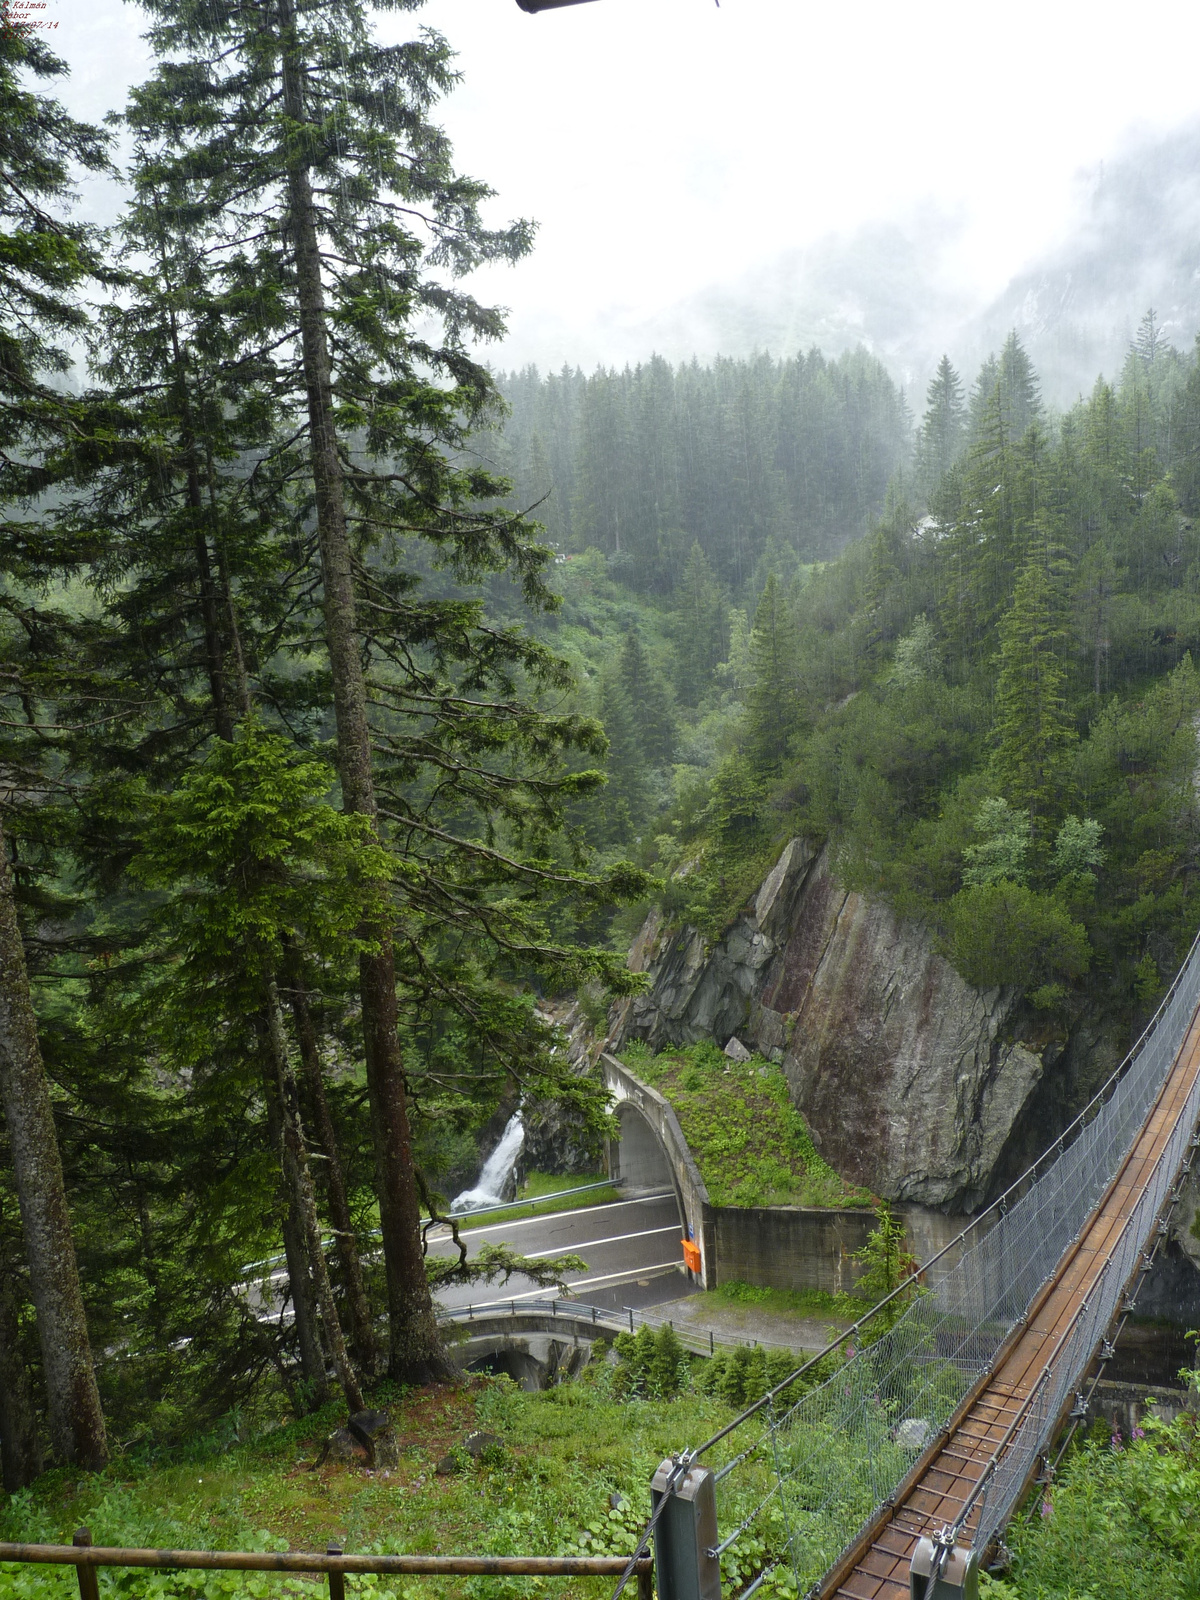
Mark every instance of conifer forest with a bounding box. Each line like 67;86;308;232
2;5;1200;1596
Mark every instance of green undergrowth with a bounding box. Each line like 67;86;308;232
980;1402;1200;1600
706;1279;865;1322
617;1041;870;1208
0;1366;800;1600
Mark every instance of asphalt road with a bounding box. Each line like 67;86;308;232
243;1189;693;1325
426;1191;691;1314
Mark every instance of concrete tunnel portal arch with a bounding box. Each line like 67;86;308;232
614;1099;679;1199
602;1053;711;1285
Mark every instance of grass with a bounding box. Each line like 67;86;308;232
704;1280;867;1322
617;1042;871;1209
455;1173;619;1233
0;1368;791;1600
7;1353;1192;1600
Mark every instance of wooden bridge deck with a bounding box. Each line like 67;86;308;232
821;1003;1200;1600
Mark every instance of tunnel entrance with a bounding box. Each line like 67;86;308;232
615;1101;676;1193
466;1349;548;1391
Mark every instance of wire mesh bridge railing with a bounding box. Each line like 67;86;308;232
629;924;1200;1600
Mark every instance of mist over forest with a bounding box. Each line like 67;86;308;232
594;120;1200;408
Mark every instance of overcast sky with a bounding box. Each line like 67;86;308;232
43;0;1200;375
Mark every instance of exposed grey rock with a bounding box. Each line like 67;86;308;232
1176;1167;1200;1273
608;840;1073;1209
723;1037;753;1063
895;1418;932;1452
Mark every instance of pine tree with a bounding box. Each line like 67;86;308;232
745;574;799;774
915;355;966;495
1170;333;1200;515
0;30;110;500
997;331;1043;439
1134;308;1162;367
0;28;112;1475
121;0;646;1382
595;676;651;844
130;723;389;1412
966;335;1041;447
673;542;728;705
615;628;675;767
0;825;108;1471
992;549;1075;818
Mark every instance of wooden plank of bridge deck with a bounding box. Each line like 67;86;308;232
824;1008;1200;1600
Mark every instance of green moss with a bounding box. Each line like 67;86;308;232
618;1042;871;1208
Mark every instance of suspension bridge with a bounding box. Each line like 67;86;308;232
633;929;1200;1600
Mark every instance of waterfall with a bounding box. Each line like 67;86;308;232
451;1112;525;1212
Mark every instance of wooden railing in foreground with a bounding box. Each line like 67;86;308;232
0;1529;654;1600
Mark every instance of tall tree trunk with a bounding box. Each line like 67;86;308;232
264;983;364;1411
0;823;107;1468
206;447;254;722
165;305;235;744
277;0;450;1384
261;1050;328;1408
286;971;380;1376
0;1221;42;1490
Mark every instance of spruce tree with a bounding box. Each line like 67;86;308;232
121;0;645;1382
0;30;110;498
0;27;111;1474
745;574;799;774
915;355;966;496
615;628;675;766
594;675;651;845
673;542;728;705
992;549;1075;818
966;334;1041;448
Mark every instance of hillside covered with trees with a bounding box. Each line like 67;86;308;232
2;9;1200;1580
526;318;1200;1054
487;351;910;591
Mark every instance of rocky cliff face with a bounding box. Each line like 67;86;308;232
609;839;1076;1210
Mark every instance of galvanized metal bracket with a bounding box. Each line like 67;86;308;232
910;1537;979;1600
651;1458;721;1600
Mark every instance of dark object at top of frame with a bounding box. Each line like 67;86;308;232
515;0;600;12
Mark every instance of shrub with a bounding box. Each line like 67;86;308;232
613;1324;689;1400
944;880;1090;992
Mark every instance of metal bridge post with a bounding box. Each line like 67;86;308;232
650;1458;721;1600
909;1537;979;1600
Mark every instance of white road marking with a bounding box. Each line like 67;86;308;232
520;1224;682;1261
254;1204;681;1289
427;1191;675;1242
448;1261;686;1313
259;1262;686;1324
